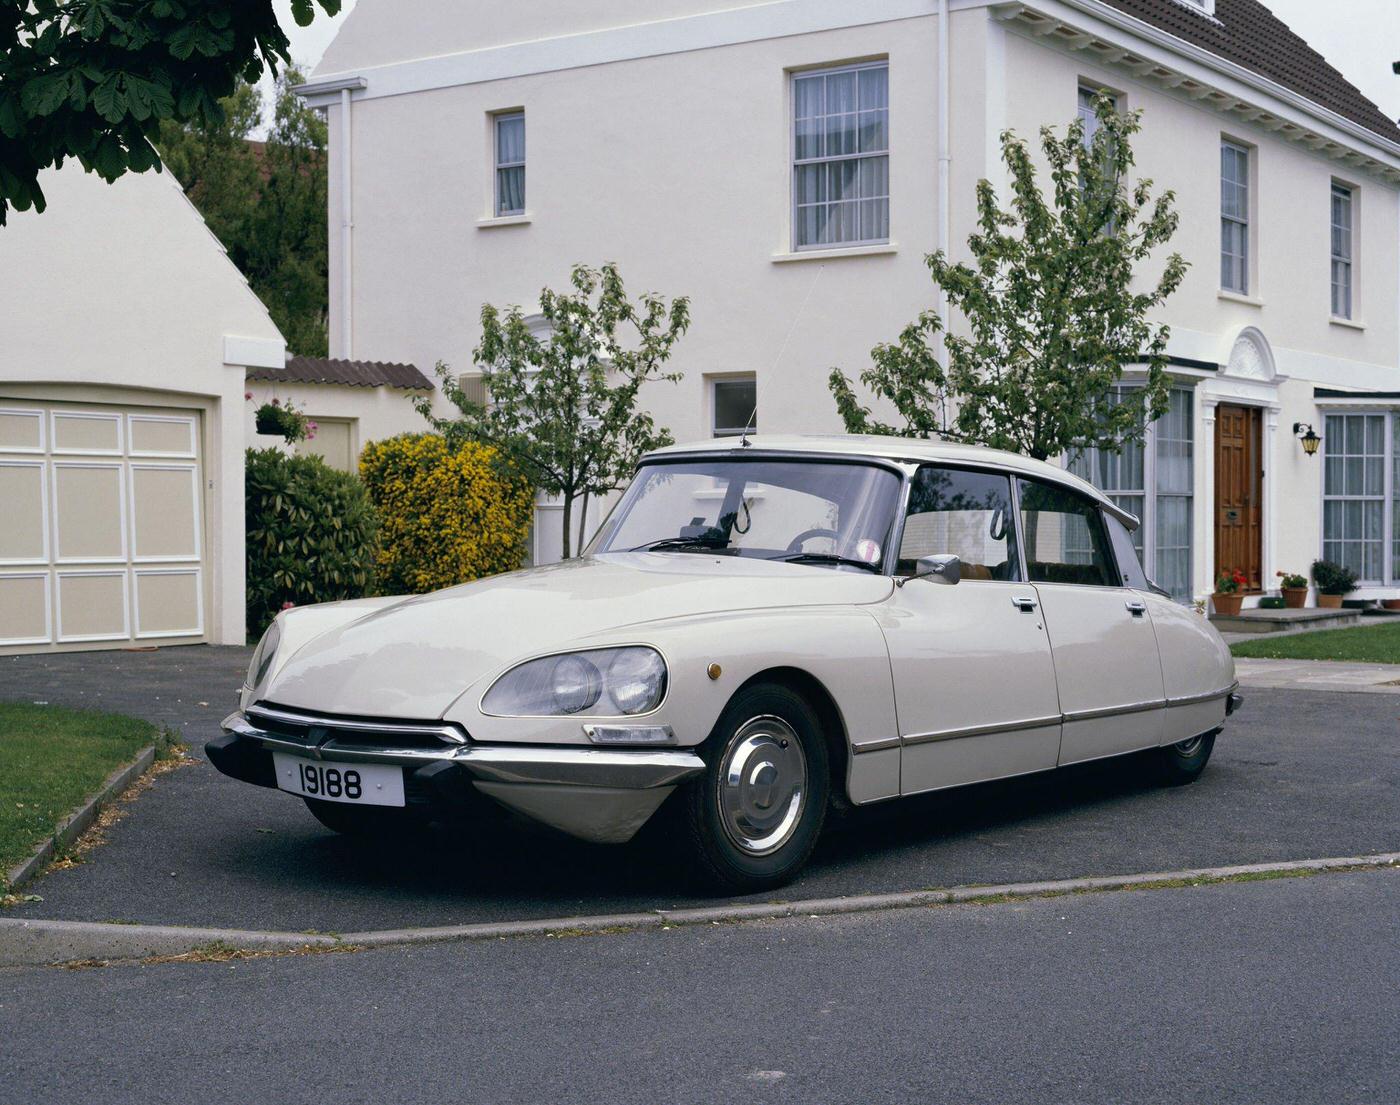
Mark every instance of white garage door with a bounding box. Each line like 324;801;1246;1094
0;399;208;651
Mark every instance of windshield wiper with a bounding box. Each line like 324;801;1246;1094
774;552;881;573
629;535;730;553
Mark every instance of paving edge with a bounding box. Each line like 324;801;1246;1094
1;852;1396;968
4;745;157;893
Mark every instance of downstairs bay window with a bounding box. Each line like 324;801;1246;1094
1069;386;1194;600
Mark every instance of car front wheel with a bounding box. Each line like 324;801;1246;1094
680;683;830;893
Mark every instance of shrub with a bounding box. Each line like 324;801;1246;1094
359;433;533;595
1311;559;1359;596
245;448;378;637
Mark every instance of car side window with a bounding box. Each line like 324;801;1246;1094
1016;478;1118;588
898;466;1021;581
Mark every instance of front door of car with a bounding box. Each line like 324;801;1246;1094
881;465;1063;796
1015;477;1166;764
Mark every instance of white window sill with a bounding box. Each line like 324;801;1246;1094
1329;315;1366;331
477;213;532;228
772;242;897;264
1217;289;1264;308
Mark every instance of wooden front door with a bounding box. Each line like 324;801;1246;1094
1215;404;1263;591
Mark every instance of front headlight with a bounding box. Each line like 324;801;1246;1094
482;647;667;717
246;619;282;690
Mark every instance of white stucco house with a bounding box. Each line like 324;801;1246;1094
0;164;431;655
300;0;1400;603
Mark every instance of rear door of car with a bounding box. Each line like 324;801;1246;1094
1015;476;1165;764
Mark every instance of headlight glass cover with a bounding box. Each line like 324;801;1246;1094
246;619;282;690
482;647;667;717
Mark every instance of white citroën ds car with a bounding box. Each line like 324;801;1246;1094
210;435;1241;891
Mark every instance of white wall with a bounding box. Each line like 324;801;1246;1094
0;162;286;645
243;380;431;469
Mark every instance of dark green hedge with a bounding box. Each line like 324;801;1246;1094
245;448;377;638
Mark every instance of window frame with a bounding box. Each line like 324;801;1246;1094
790;59;890;252
1330;182;1355;320
1220;139;1251;295
493;110;526;218
710;375;758;438
1321;410;1395;586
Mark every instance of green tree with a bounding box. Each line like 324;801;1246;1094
418;263;691;559
156;67;328;355
0;0;338;225
829;95;1187;462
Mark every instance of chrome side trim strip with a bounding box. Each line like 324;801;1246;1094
247;703;468;745
1061;699;1165;724
852;737;902;754
1165;684;1238;709
903;715;1062;747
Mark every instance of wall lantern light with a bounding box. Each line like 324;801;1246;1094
1293;422;1322;457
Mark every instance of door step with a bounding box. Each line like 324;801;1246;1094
1209;608;1362;635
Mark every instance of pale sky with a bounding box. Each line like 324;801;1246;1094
260;1;1399;132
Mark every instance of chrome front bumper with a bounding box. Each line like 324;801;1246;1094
213;707;705;844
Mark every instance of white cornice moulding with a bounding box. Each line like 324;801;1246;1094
296;0;975;105
223;336;286;370
293;74;368;103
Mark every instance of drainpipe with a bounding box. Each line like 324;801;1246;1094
937;0;951;374
339;86;354;359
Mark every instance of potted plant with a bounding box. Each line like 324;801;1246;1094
1310;559;1358;608
251;396;311;444
1275;570;1309;609
1212;568;1247;617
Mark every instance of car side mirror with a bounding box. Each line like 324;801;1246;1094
899;554;961;587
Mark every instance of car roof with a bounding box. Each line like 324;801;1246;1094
644;434;1138;528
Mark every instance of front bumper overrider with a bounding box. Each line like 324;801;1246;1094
208;706;705;844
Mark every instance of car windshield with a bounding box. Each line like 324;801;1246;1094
585;458;903;571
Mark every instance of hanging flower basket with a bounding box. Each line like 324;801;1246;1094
251;398;310;444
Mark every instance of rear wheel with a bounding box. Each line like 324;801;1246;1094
302;797;426;837
679;683;830;893
1154;730;1217;785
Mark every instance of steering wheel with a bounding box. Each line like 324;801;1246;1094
786;528;840;553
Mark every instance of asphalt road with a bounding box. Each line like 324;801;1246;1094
2;868;1396;1105
1;648;1397;931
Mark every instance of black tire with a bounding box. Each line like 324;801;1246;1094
302;797;426;837
1154;729;1217;786
679;683;830;893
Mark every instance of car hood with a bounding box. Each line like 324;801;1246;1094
263;552;894;718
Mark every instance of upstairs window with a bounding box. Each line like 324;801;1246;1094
792;62;889;250
711;376;757;438
1220;140;1250;294
494;111;525;216
1331;183;1354;319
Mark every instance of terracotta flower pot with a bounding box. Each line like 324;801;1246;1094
1212;592;1244;617
1382;599;1400;611
1281;587;1308;609
1316;593;1344;608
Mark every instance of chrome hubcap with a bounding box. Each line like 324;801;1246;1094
1174;734;1205;757
716;715;807;856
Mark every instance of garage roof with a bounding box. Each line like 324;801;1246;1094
248;356;434;391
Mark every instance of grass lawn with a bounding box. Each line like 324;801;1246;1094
1230;621;1400;664
0;702;159;884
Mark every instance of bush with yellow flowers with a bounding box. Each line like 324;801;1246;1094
359;433;533;595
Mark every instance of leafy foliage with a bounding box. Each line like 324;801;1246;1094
0;0;338;225
245;447;376;636
359;433;534;595
156;67;328;354
1310;558;1359;596
830;94;1187;461
418;263;691;559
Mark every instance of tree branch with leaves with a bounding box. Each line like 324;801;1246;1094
418;263;691;559
830;94;1187;461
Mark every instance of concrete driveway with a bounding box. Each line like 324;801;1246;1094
2;646;1397;933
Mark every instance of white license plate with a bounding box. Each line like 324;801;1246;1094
272;753;405;807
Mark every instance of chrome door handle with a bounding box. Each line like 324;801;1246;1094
1011;596;1038;612
1126;599;1147;616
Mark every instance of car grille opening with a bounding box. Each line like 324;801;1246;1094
248;702;468;751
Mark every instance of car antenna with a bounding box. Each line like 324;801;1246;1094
742;263;825;450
